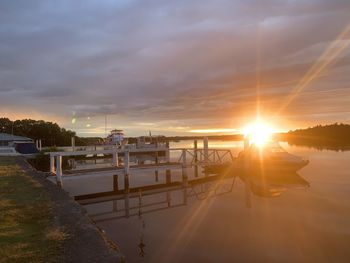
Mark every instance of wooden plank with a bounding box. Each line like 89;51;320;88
49;146;169;157
63;162;183;175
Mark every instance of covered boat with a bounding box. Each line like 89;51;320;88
237;142;309;172
0;133;39;156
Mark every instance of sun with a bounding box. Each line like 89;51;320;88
243;120;274;147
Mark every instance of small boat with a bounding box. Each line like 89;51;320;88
237;142;309;172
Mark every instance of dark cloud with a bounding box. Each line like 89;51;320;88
0;0;349;135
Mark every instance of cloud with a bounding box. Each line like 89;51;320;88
0;0;350;136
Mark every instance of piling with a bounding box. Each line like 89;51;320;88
166;169;171;184
165;141;171;183
56;155;63;187
113;174;119;211
155;170;159;182
113;174;119;191
165;141;170;163
112;152;119;166
50;154;55;173
71;136;75;152
182;149;188;205
124;150;130;217
194;140;198;164
182;149;188;187
203;137;209;163
194;164;199;178
124;150;130;191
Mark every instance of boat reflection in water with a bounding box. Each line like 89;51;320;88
76;163;310;259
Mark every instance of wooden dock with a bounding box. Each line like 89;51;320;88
63;162;183;176
48;137;235;187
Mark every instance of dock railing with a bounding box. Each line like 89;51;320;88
48;139;235;187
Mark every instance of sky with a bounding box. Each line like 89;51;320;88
0;0;350;137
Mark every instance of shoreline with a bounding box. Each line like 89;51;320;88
2;156;125;263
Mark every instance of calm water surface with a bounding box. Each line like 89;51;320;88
62;141;350;263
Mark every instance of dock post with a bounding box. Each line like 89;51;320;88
165;141;170;163
155;170;159;182
112;151;119;166
194;140;198;164
71;136;75;151
154;142;159;182
165;141;171;183
36;140;39;149
39;139;42;151
56;155;63;187
50;154;55;174
113;174;119;191
166;169;171;184
124;150;130;191
113;174;119;212
182;149;188;187
194;164;199;178
204;137;209;163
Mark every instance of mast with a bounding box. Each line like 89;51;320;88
105;115;107;138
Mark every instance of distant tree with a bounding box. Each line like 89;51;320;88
0;117;78;147
285;123;350;149
0;118;13;134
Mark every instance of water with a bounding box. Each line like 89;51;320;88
62;141;350;262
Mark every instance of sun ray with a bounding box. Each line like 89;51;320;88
276;23;350;115
156;171;235;262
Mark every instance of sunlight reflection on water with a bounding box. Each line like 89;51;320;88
61;140;350;263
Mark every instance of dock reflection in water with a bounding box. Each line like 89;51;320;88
60;143;350;262
75;164;310;262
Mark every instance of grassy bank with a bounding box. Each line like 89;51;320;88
0;157;65;263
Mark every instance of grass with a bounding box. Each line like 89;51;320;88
0;157;65;263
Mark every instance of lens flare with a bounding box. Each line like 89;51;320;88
243;120;273;147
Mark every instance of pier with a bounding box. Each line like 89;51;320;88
48;137;235;188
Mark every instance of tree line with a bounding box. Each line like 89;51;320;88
0;118;101;147
284;123;350;149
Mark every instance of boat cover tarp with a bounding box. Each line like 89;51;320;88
15;143;39;154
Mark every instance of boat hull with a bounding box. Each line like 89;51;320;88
237;159;309;173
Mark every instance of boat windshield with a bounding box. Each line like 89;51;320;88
264;142;286;153
248;142;287;155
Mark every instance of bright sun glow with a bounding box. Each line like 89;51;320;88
243;120;274;147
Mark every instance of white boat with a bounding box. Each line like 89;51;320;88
105;129;125;145
237;142;309;172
